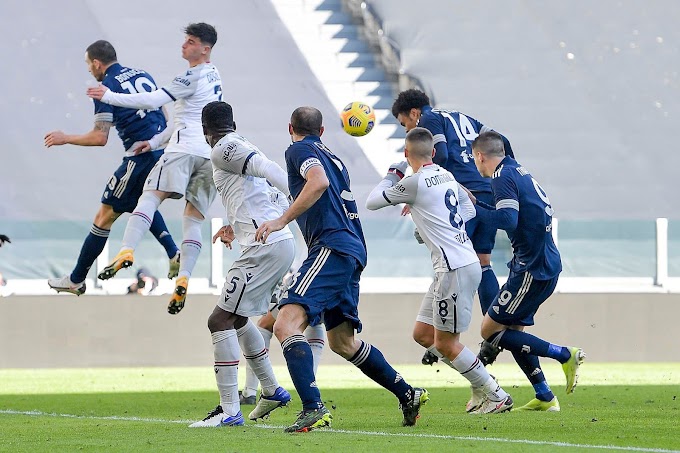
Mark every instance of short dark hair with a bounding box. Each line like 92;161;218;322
291;107;323;136
391;89;430;118
184;23;217;47
202;101;235;133
472;131;506;157
86;40;117;64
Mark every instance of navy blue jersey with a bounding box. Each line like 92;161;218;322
285;136;367;267
491;156;562;279
418;105;491;193
94;63;166;151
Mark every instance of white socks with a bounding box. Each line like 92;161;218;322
178;215;203;279
237;320;278;397
243;322;326;396
243;326;273;398
305;324;326;374
121;192;161;251
429;345;509;401
212;330;241;416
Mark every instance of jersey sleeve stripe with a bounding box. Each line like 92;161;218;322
94;112;113;123
242;151;257;174
496;199;519;211
382;191;392;204
432;133;446;145
161;87;176;101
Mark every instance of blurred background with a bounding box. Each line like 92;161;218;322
0;0;679;365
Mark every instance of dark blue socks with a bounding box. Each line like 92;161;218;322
349;341;413;404
282;335;322;411
70;224;109;283
149;211;178;259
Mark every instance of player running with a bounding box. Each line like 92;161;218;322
392;89;514;367
255;107;429;432
471;131;585;411
87;23;221;314
46;40;179;296
366;127;513;414
189;101;293;427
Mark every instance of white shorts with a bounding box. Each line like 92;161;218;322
416;262;482;333
217;238;295;317
144;152;217;217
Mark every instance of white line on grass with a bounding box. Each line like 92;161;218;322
1;409;678;453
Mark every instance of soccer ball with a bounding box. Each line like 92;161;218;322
340;102;376;137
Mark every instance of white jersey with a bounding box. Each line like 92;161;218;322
366;164;478;272
211;132;293;247
161;62;222;158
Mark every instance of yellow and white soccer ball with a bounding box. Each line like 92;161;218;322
340;102;376;137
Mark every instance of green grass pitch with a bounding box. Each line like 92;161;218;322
1;363;678;452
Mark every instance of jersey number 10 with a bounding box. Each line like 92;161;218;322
121;77;158;119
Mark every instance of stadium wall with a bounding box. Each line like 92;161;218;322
1;293;678;368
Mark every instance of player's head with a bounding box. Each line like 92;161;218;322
85;40;117;82
289;107;324;140
404;127;435;168
182;23;217;63
202;101;236;147
392;89;430;132
472;131;506;177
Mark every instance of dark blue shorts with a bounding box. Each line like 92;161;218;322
278;246;363;333
101;150;163;213
466;191;497;254
487;271;559;326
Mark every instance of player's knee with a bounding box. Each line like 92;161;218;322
328;337;356;359
207;308;231;332
412;325;434;348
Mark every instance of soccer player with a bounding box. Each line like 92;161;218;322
87;23;222;313
240;271;326;405
391;89;513;367
365;127;513;414
255;107;429;432
470;131;585;411
46;40;180;296
189;101;293;427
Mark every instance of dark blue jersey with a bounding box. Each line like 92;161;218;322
489;156;561;279
418;105;496;193
94;63;166;151
285;136;367;267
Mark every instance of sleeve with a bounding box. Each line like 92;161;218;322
211;139;254;174
286;143;323;180
101;88;173;110
160;70;201;100
245;153;290;197
457;184;476;222
147;126;172;150
365;174;418;210
93;99;114;124
474;172;519;231
432;141;448;168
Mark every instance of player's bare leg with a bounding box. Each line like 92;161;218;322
328;321;429;427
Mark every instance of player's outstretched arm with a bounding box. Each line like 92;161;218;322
0;234;10;247
255;166;329;243
365;161;415;211
44;121;111;148
87;85;173;110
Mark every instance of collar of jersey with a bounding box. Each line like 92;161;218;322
104;62;123;77
301;135;321;142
